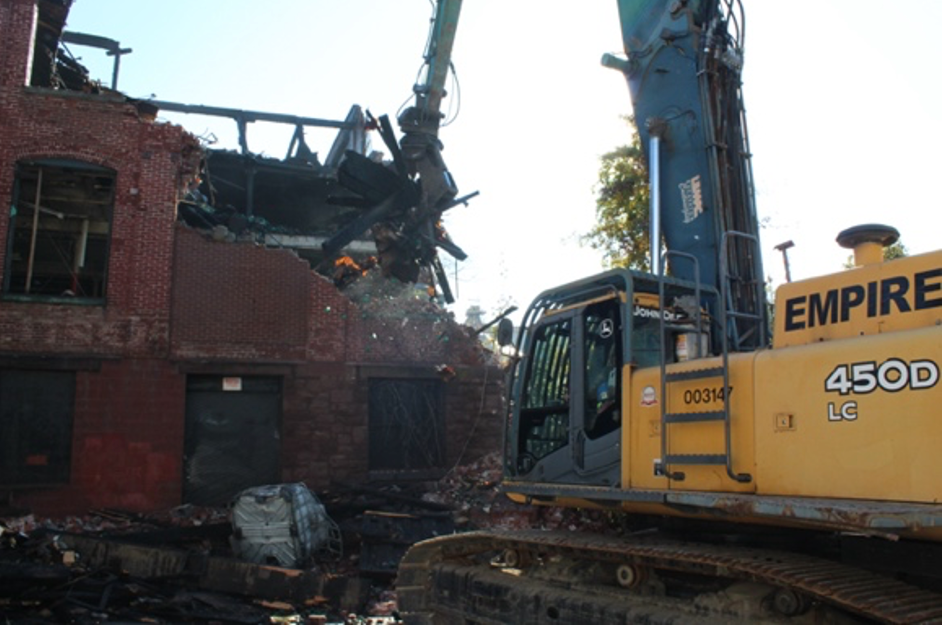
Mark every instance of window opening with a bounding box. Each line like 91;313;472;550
583;300;621;440
517;319;571;465
0;369;75;485
5;161;114;300
368;379;445;472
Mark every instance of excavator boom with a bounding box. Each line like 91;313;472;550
607;0;766;351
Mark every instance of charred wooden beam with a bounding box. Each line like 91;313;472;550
60;31;131;89
59;534;325;603
147;101;354;131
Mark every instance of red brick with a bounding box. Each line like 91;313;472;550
0;0;503;516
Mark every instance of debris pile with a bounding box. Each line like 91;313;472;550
323;482;455;579
0;504;395;625
1;458;625;624
421;451;617;534
1;506;228;537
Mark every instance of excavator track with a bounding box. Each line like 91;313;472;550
397;530;941;624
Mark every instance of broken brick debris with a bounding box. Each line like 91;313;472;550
420;451;620;534
0;504;394;625
0;457;625;625
347;510;454;577
324;481;454;578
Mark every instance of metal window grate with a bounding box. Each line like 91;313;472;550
368;379;445;472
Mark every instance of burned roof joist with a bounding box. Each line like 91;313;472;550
172;107;475;303
170;103;374;273
149;100;363;161
60;31;131;90
321;114;477;303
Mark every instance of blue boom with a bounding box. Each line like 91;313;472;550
608;0;767;350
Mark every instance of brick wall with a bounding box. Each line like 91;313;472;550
0;0;504;516
174;229;504;491
439;365;506;465
0;0;34;90
171;226;313;362
0;1;199;514
0;95;199;360
280;363;504;489
23;358;185;515
171;224;491;368
281;363;360;486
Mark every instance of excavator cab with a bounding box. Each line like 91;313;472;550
506;268;716;490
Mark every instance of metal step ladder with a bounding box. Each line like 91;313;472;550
657;247;753;483
720;230;769;352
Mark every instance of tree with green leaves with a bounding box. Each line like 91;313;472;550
581;117;651;271
881;241;908;261
843;241;908;269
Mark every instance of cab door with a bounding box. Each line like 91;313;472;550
571;298;622;485
510;297;624;487
512;312;575;483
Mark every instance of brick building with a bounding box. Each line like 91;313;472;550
0;0;503;516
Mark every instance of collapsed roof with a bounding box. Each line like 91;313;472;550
34;0;472;303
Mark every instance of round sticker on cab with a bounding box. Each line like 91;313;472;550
641;386;657;407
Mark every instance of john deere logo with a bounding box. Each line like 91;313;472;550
600;318;614;339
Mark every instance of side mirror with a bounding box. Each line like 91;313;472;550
496;318;514;347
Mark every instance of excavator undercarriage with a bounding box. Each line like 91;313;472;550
397;529;941;625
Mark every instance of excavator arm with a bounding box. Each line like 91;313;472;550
398;0;462;214
606;0;767;350
324;0;472;302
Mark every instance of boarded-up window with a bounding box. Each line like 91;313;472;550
0;369;75;485
4;160;114;300
368;379;445;473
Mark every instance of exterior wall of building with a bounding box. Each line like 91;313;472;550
170;227;313;363
0;0;502;517
0;0;198;515
0;0;199;362
21;359;187;515
280;363;504;488
171;227;502;503
0;0;38;91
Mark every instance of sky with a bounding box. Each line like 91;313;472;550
62;0;944;321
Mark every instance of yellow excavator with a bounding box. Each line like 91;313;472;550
395;0;941;624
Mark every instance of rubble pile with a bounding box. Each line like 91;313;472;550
2;505;229;537
0;506;393;625
422;451;618;534
321;482;455;579
1;457;630;624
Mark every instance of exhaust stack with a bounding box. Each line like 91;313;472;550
836;224;900;267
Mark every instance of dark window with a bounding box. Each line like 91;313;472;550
368;379;445;472
522;319;571;410
0;369;75;485
583;300;621;440
4;160;115;301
